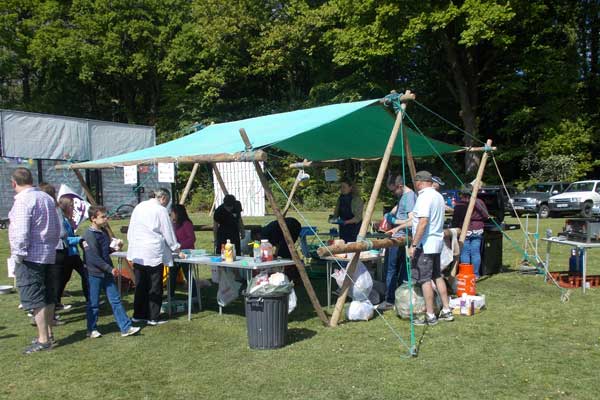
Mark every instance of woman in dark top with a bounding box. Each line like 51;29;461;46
451;189;490;277
332;179;364;243
213;194;242;255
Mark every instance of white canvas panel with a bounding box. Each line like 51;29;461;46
213;162;265;217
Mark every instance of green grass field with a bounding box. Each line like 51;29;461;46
1;211;599;400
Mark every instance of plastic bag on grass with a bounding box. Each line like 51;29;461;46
347;301;375;321
217;269;241;307
394;282;441;319
331;260;373;301
288;289;297;314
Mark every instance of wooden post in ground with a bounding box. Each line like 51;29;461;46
451;139;493;277
73;169;116;238
402;126;417;187
282;171;303;216
330;90;415;327
239;128;329;326
211;163;229;253
179;163;199;205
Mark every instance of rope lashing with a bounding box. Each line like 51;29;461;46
382;91;404;115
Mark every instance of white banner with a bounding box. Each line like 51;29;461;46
123;165;138;185
158;162;175;183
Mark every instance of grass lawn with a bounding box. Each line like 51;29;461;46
1;211;599;399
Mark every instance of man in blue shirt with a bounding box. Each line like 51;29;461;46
378;176;417;311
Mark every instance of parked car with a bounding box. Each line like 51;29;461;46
548;180;600;217
479;185;518;216
509;182;570;218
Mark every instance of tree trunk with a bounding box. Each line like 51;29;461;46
21;65;31;106
442;34;481;175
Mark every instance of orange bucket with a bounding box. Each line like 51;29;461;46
456;263;476;296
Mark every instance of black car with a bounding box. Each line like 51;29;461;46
510;182;569;218
479;185;518;217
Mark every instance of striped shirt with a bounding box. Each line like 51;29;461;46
8;187;61;264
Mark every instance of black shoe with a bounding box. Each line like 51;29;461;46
438;310;455;322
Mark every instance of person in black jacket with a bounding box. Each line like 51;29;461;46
213;194;243;255
82;205;140;338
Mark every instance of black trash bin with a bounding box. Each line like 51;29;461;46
244;292;289;349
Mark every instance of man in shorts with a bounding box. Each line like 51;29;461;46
9;168;61;353
409;171;453;325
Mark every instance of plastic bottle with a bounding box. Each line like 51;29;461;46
253;241;261;263
224;239;234;262
460;293;467;315
220;243;226;261
456;263;477;296
260;239;273;262
569;248;583;274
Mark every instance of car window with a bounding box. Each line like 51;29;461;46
595;183;600;194
565;182;595;192
527;184;552;192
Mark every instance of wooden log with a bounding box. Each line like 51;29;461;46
330;90;414;327
282;171;303;216
239;128;329;326
179;163;199;205
55;150;268;170
402;122;417;187
212;164;228;195
317;228;461;257
451;139;493;277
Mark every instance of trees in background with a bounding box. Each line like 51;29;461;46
1;0;598;205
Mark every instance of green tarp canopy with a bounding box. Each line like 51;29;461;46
73;99;463;168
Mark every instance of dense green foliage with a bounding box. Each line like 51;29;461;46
1;1;599;204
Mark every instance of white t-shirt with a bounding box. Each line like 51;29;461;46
411;187;445;254
127;198;180;266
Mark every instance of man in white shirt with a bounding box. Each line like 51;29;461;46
409;171;453;326
127;188;180;325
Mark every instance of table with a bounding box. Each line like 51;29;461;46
320;253;384;308
541;237;600;293
170;256;296;319
111;253;296;320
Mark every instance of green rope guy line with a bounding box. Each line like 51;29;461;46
400;118;417;357
264;168;414;354
403;111;465;187
413;100;486;146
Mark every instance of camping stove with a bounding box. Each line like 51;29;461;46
561;218;600;243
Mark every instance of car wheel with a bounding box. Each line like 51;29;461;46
581;201;593;218
538;204;550;219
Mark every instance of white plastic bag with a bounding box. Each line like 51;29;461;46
332;260;373;302
211;266;220;283
288;289;297;314
394;282;442;319
217;269;241;307
440;242;454;271
347;301;375;321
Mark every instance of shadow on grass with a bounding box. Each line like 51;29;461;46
287;328;317;344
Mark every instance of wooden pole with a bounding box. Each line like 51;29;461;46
402;124;417;187
330;90;415;327
317;228;460;257
73;169;116;238
56;150;268;170
282;171;303;216
212;164;228;195
239;128;329;326
451;139;493;277
211;163;229;253
179;163;199;205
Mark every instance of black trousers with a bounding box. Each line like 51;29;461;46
61;254;89;302
46;250;66;305
133;263;164;321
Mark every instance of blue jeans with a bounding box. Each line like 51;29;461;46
87;273;132;333
460;234;483;277
385;245;407;303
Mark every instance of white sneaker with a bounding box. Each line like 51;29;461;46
87;330;102;338
147;320;168;326
121;326;141;337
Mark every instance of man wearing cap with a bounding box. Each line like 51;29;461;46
432;176;454;213
378;175;417;311
409;171;453;325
